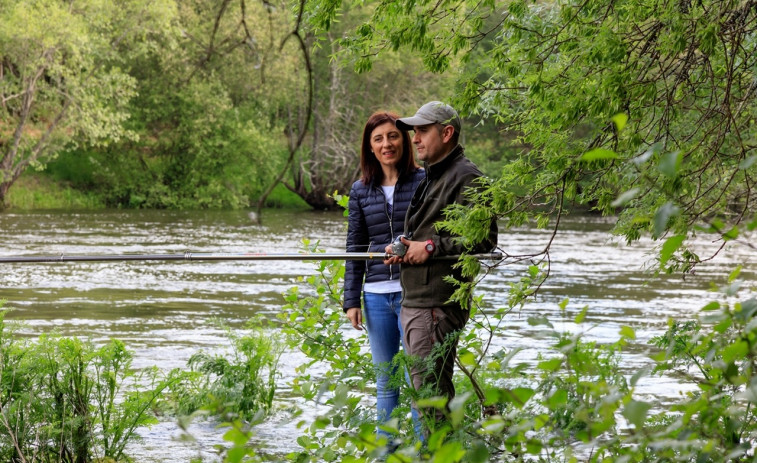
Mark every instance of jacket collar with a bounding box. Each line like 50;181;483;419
368;166;422;189
424;144;464;180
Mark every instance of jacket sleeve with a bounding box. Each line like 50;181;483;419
343;187;368;311
434;173;498;256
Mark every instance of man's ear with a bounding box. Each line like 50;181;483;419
442;125;455;143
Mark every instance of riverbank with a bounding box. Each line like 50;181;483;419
5;173;310;211
6;174;106;210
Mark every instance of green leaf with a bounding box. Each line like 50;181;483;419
722;226;739;241
523;439;542;455
223;427;250;446
448;392;471;427
728;265;742;283
538;357;562;372
417;396;448;410
434;441;466;463
654;202;680;237
466;441;490;463
546;389;568;407
527;315;553;327
735;298;757;320
612;113;628;131
623;399;651;428
658;151;682;177
225;446;248;462
458;352;477;367
722;340;749;363
701;301;721;311
427;427;449;452
619;325;636;340
502;387;535;408
580;148;619;161
480;417;506;433
611;187;640;207
574;305;589;324
660;234;685;266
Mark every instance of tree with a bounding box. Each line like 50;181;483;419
0;0;176;208
315;0;757;270
166;0;447;214
282;4;444;211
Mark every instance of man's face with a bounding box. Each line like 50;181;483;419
412;124;454;165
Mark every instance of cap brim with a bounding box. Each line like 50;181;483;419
396;116;436;131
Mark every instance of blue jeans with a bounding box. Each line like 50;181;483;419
363;292;403;433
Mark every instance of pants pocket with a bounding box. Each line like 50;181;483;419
432;307;469;344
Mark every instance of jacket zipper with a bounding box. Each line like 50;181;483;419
385;185;394;281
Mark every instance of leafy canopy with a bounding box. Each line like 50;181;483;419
308;0;757;270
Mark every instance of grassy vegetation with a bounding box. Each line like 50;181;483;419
5;173;310;211
263;183;311;209
5;173;106;210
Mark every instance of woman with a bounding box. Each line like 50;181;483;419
343;111;424;435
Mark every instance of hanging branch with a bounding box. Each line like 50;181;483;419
253;0;314;223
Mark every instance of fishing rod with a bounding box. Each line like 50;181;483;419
0;250;504;264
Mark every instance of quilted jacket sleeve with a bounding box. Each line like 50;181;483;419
343;184;367;311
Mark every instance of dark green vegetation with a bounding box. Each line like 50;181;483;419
166;320;283;422
0;305;282;463
0;309;166;462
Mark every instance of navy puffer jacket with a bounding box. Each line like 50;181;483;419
343;168;425;310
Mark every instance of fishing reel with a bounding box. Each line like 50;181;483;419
390;234;408;257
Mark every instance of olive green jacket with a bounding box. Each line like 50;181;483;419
400;145;498;308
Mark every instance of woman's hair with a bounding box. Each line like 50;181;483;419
360;111;417;185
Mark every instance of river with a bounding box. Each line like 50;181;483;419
1;208;755;461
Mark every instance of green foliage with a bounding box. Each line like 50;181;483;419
250;255;757;463
6;173;105;210
51;78;284;209
276;239;373;400
166;319;283;422
274;240;415;461
0;312;168;462
324;0;757;273
0;0;177;206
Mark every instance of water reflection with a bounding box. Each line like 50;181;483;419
1;209;755;460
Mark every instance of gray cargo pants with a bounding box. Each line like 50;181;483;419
400;305;469;424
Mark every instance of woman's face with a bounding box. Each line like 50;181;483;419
370;122;404;171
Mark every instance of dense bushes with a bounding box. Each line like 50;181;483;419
0;311;166;463
0;308;281;462
46;79;284;210
265;255;757;462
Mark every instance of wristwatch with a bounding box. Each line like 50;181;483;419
424;239;435;254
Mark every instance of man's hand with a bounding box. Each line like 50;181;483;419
383;236;431;265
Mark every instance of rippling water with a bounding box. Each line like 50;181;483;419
1;209;755;461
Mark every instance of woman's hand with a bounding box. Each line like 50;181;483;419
346;307;363;330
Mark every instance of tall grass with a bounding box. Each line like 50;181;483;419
5;174;105;210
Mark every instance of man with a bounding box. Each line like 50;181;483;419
384;101;498;429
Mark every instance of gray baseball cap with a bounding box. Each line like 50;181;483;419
396;101;461;133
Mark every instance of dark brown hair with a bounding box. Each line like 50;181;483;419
360;111;418;185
